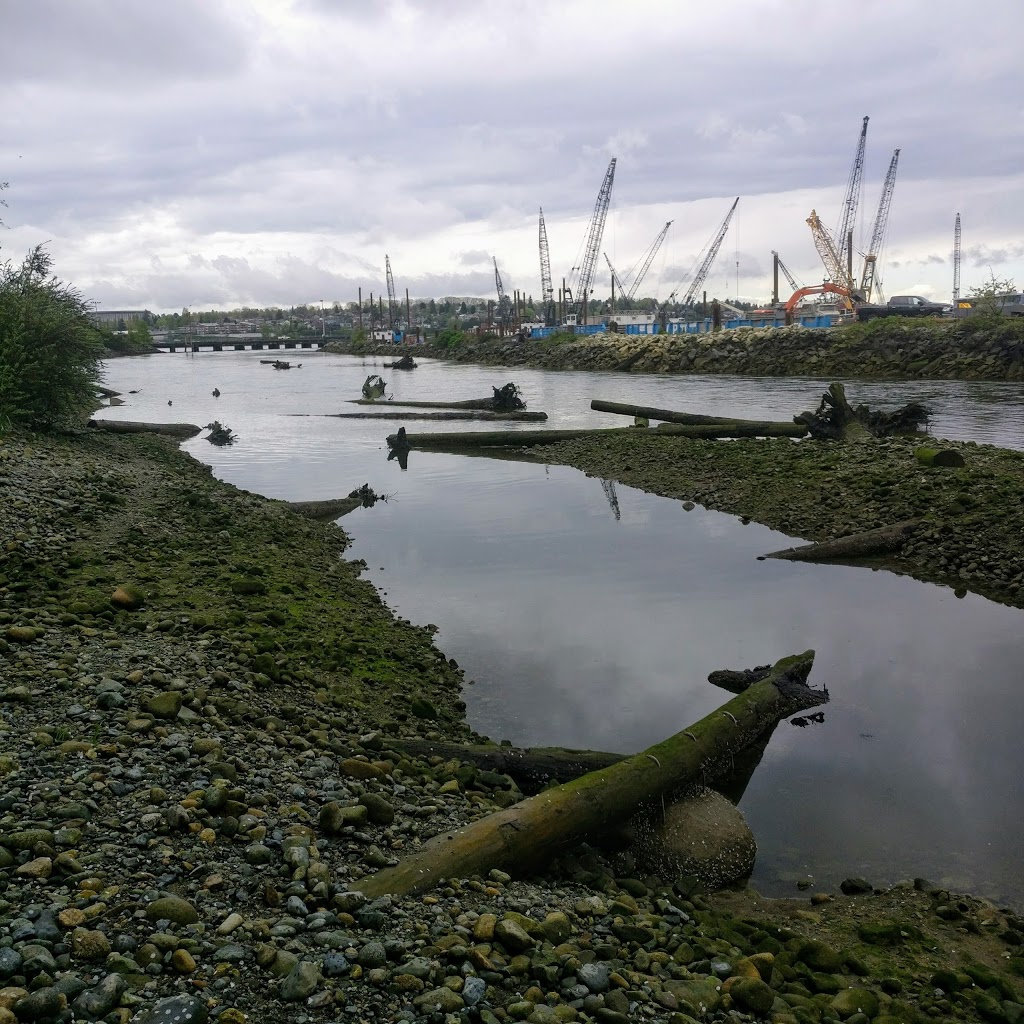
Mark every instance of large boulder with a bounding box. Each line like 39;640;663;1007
632;788;756;889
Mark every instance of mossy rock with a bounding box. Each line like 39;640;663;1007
111;585;146;610
230;579;268;596
857;920;922;946
409;697;437;720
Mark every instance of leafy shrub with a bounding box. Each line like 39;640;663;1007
0;246;105;430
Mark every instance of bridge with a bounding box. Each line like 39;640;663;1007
152;335;347;353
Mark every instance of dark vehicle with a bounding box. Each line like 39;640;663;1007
857;295;951;321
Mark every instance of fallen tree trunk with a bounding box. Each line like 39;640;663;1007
301;410;547;422
591;399;797;432
761;518;922;563
352;651;825;898
387;422;807;450
283;496;362;519
87;419;202;439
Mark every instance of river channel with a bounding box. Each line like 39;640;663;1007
100;351;1024;908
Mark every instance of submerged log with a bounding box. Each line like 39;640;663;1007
351;651;825;898
762;518;922;563
87;419;202;439
284;496;362;520
387;422;806;450
591;399;797;432
307;410;548;422
349;398;500;409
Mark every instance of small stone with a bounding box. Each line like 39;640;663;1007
840;877;873;895
796;938;843;972
730;977;776;1014
14;857;52;879
356;941;387;969
339;758;385;780
494;918;535;954
11;988;63;1021
146;896;199;925
145;691;183;719
171;949;197;973
5;626;37;644
413;987;464;1013
134;994;210;1023
462;976;487;1006
71;927;111;961
832;987;880;1019
72;973;129;1019
110;586;145;610
319;801;367;834
358;793;395;824
578;962;610;993
280;961;320;1001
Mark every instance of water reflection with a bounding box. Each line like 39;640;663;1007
99;353;1024;907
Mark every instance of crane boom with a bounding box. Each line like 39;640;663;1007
807;209;855;299
858;148;900;304
603;253;628;313
493;256;514;328
626;220;672;303
771;250;801;293
538;208;554;305
835;115;869;272
953;212;961;309
569;158;616;321
385;254;398;329
676;197;739;307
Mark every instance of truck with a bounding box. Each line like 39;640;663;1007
856;295;951;321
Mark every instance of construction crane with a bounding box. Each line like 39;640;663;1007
806;210;858;302
859;148;900;304
834;115;869;274
771;250;802;293
669;197;739;310
603;253;629;314
953;212;962;310
385;255;398;329
538;208;555;323
622;220;673;305
566;158;616;322
493;256;514;329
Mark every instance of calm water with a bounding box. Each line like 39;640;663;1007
100;352;1024;906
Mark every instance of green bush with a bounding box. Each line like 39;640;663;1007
0;246;105;430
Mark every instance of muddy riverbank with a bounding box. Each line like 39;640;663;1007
2;427;1023;1022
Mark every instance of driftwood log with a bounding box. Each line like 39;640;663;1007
795;382;930;441
87;419;201;439
352;651;826;898
304;410;548;422
762;518;922;563
386;422;806;450
591;399;796;431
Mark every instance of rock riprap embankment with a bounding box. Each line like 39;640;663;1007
2;429;1023;1022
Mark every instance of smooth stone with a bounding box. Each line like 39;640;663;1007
146;896;200;925
134;994;210;1023
280;961;320;1001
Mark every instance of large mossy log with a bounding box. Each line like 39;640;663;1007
87;419;202;439
352;651;825;898
350;398;501;409
387;422;806;450
762;518;922;563
591;399;798;433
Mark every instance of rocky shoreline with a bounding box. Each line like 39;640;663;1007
328;317;1024;382
2;427;1024;1023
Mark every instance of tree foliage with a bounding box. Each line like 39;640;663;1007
0;245;105;430
967;272;1017;315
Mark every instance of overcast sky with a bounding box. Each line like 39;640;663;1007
3;0;1022;312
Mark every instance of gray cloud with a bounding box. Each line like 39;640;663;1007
3;0;1022;309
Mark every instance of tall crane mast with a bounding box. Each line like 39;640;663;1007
834;115;869;273
538;208;554;319
603;253;628;313
953;212;961;310
385;255;398;329
567;158;616;321
858;148;900;304
671;197;739;308
771;250;802;293
493;256;514;328
624;220;672;304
